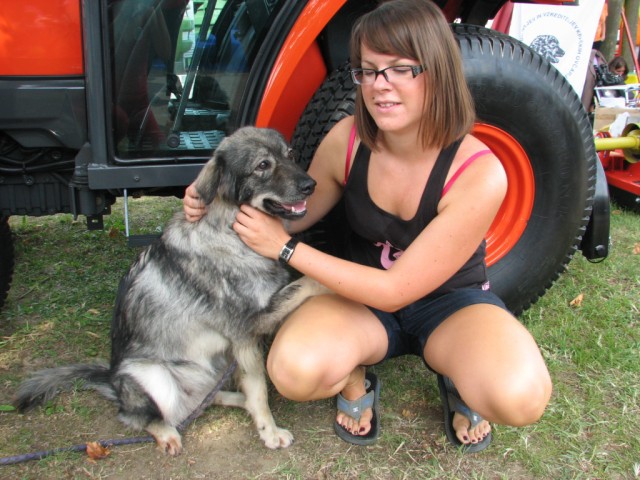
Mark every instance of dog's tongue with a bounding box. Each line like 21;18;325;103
284;200;307;213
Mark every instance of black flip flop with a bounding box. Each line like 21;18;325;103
437;374;492;453
333;371;380;446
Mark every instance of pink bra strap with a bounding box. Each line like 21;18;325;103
441;149;492;197
344;124;357;186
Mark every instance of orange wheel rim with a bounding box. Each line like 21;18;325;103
472;123;535;266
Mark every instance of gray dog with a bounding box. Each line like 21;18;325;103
14;127;327;455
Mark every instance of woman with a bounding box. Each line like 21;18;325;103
608;56;629;79
184;0;552;452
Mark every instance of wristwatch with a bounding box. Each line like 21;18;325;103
278;237;299;265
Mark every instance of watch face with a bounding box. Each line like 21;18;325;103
279;239;297;264
279;246;291;263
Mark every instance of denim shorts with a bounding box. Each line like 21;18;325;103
368;288;507;365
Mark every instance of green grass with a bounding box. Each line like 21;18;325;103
514;205;639;479
0;198;638;479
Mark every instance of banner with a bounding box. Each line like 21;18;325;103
509;0;605;96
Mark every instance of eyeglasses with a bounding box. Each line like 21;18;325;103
350;65;425;85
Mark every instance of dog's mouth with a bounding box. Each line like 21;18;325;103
263;199;308;219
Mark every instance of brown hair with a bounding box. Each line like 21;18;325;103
350;0;475;150
608;56;629;76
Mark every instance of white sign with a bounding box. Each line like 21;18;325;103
509;1;605;96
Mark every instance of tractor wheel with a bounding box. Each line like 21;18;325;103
454;24;596;313
291;25;596;315
0;216;14;311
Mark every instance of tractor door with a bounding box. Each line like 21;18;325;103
91;0;287;191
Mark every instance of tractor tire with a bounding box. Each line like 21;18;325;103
0;216;14;311
291;25;596;315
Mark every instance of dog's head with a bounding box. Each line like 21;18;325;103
194;127;316;219
530;35;565;64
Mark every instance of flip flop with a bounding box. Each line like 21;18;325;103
333;371;380;446
437;374;492;453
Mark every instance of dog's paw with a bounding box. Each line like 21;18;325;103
147;422;183;455
295;276;331;297
262;427;294;449
158;435;183;456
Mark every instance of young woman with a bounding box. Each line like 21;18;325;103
608;56;629;79
184;0;552;452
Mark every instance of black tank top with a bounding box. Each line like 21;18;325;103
343;141;489;300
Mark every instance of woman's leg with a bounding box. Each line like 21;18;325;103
267;293;388;435
424;303;552;445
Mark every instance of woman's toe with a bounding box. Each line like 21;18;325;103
452;412;491;445
468;420;491;444
452;412;471;444
336;408;373;436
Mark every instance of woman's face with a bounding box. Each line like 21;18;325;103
359;44;426;136
614;66;626;76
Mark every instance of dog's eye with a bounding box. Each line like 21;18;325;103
256;160;271;171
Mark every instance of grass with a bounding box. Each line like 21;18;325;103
0;197;638;479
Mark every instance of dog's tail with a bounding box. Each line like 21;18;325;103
13;362;115;411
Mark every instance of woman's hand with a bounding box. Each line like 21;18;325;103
183;183;206;222
233;205;291;260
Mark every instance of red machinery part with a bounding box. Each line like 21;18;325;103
0;1;83;76
595;131;640;201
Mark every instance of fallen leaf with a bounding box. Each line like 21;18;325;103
569;293;584;308
108;226;120;238
87;309;100;315
633;243;640;255
401;409;414;419
86;441;110;460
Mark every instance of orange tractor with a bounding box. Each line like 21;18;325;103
0;0;608;315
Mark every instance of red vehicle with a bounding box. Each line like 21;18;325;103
0;0;608;315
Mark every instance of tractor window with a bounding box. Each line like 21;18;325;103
107;0;282;161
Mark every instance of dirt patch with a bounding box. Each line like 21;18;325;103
0;362;540;480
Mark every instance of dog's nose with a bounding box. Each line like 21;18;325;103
300;177;316;195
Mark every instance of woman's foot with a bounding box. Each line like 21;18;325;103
437;374;492;453
452;412;491;446
335;366;374;436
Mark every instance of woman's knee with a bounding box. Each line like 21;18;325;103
266;295;386;401
431;305;553;425
485;368;553;426
266;342;327;401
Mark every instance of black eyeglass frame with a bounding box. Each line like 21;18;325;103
349;65;426;85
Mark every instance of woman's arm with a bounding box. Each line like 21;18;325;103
234;136;507;312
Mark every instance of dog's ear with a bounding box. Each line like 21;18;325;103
194;155;222;205
193;150;236;205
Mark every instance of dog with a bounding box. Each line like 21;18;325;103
14;126;328;455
